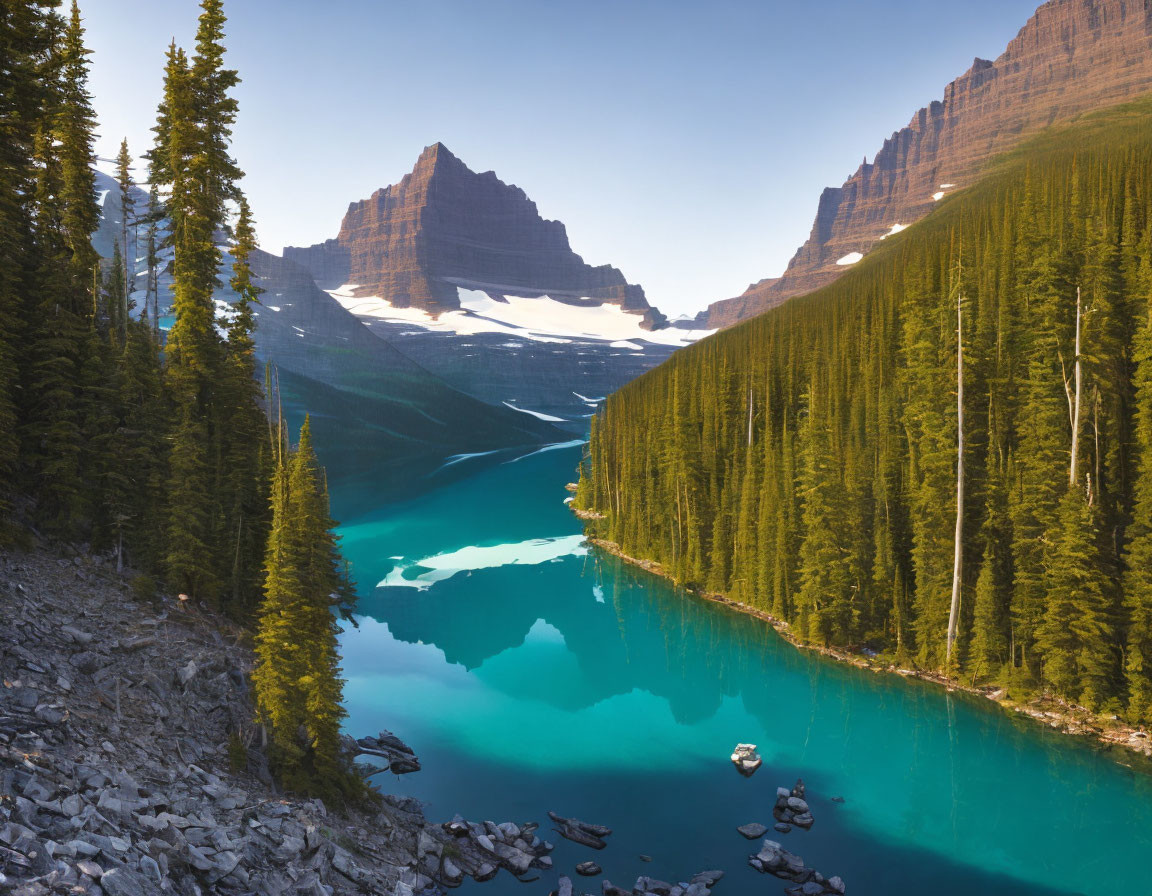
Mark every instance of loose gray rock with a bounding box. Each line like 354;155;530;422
0;546;555;896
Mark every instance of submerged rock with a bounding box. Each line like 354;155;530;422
605;867;725;896
737;822;768;839
548;810;612;850
750;839;844;893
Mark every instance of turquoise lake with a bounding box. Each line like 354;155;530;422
330;441;1152;896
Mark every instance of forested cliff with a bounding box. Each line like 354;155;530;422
579;98;1152;720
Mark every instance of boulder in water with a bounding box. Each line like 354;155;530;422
730;743;762;777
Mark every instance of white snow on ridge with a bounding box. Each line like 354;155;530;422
502;401;567;422
880;223;908;239
836;252;864;266
325;284;714;348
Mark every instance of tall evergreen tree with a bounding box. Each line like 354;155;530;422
220;197;270;612
114;137;135;338
153;0;248;603
0;1;56;522
20;2;99;531
254;418;355;796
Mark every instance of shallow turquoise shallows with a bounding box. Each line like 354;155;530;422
332;443;1151;896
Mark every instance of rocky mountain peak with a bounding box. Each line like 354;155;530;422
286;145;666;327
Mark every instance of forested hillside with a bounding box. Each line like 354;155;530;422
0;0;355;794
579;98;1152;720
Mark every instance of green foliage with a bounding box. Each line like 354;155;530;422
0;0;357;798
582;97;1152;712
130;573;158;603
254;418;359;800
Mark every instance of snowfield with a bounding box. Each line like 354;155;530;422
325;284;714;348
501;402;567;423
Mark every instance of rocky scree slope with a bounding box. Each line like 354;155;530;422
703;0;1152;327
0;546;556;895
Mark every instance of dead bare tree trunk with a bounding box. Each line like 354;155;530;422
747;387;754;449
1069;287;1083;488
946;278;964;667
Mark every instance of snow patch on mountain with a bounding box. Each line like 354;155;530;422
325;284;713;348
502;402;567;423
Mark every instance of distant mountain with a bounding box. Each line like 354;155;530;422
91;174;564;488
284;144;711;419
287;143;666;327
701;0;1152;327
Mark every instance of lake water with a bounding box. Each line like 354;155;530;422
332;442;1151;896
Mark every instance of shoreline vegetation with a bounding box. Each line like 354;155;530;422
574;101;1152;748
580;526;1152;768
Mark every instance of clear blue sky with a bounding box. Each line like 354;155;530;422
84;0;1041;317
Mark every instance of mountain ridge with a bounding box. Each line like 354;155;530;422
701;0;1152;327
286;143;668;329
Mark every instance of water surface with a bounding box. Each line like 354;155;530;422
333;443;1150;896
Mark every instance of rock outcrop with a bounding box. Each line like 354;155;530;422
285;143;666;328
0;546;554;895
702;0;1152;327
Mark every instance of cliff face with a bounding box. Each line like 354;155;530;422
703;0;1152;327
286;143;664;327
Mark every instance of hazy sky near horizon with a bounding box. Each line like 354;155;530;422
84;0;1041;317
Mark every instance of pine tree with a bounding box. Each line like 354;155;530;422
114;137;135;339
254;418;356;796
114;317;169;572
1122;231;1152;722
219;197;271;613
57;1;98;284
969;466;1013;681
1036;489;1116;708
143;183;162;334
0;1;54;523
21;122;86;529
155;0;244;600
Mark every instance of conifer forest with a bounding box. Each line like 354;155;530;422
579;101;1152;721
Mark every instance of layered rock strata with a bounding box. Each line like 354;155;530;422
286;143;666;328
703;0;1152;327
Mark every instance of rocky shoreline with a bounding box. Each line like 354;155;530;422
585;536;1152;765
0;545;567;895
